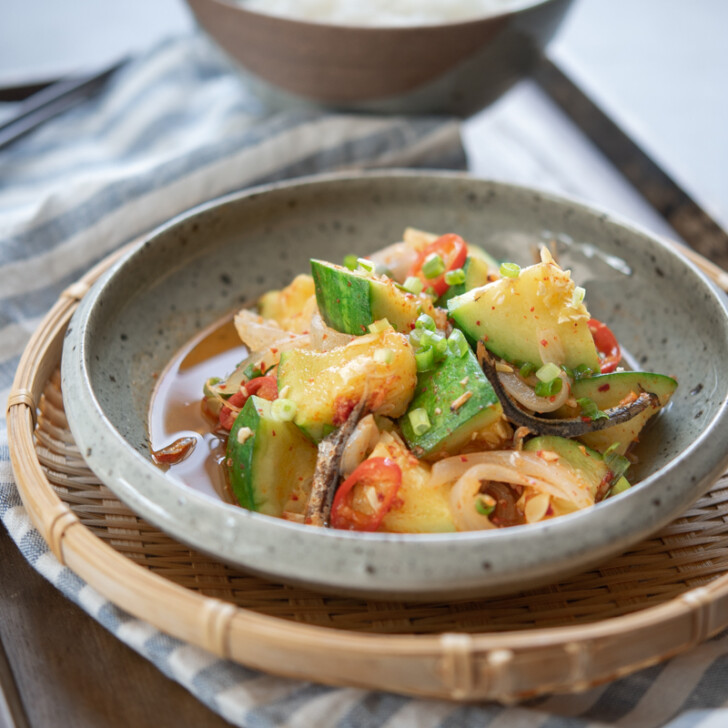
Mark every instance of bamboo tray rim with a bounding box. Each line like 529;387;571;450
7;238;728;701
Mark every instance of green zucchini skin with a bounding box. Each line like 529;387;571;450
399;346;502;459
311;259;425;335
310;260;372;335
226;396;317;516
437;256;492;306
523;435;625;499
559;371;678;454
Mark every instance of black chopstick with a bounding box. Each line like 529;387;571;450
0;58;127;151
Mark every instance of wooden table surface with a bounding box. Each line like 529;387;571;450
1;3;726;727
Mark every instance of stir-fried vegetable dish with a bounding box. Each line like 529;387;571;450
199;228;677;533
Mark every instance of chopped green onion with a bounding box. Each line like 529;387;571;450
499;261;521;278
536;362;561;383
560;364;575;380
356;257;375;273
373;348;394;364
402;276;424;295
519;362;537;379
242;363;264;381
433;334;448;361
576;397;609;420
415;313;436;332
607;477;631;498
422;253;446;279
573;364;595;380
270;398;297;422
343;254;358;270
408;328;426;347
571;286;586;307
604;448;631;481
368;318;391;334
408;407;431;436
415;347;435;372
534;377;563;397
475;497;495;517
444;268;466;286
203;377;222;399
447;329;469;357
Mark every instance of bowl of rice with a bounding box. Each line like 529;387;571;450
184;0;574;115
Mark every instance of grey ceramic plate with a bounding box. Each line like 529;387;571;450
62;171;728;600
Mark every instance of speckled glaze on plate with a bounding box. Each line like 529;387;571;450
61;172;728;600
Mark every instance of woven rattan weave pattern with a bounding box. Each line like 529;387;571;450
8;237;728;700
38;368;728;636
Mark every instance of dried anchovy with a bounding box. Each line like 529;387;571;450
305;398;367;527
477;342;658;438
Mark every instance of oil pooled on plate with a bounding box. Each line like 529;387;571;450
148;317;244;504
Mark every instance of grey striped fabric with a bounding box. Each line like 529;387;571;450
1;34;726;728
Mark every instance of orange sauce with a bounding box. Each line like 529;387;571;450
148;317;245;503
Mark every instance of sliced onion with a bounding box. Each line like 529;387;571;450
234;310;292;350
309;310;355;351
340;414;379;477
449;466;498;531
432;450;593;509
499;370;570;413
537;328;565;365
367;241;420;282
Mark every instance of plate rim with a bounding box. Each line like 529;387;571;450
61;169;728;599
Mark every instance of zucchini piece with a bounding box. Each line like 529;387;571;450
227;396;317;516
311;259;435;335
556;371;677;454
447;260;600;371
437;255;493;306
372;433;456;533
399;346;504;459
277;327;416;442
466;243;499;270
258;274;316;334
523;435;628;501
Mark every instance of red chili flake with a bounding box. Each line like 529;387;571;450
581;416;591;422
360;325;367;333
598;384;610;392
336;298;341;303
476;320;481;326
460;456;468;462
270;347;278;354
483;335;489;342
272;430;276;437
347;281;352;287
291;493;299;500
540;339;548;347
152;436;196;465
409;322;416;330
530;307;535;312
333;397;357;425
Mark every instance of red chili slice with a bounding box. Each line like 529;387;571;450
409;233;468;296
245;375;279;401
330;457;402;532
588;318;621;373
218;375;279;431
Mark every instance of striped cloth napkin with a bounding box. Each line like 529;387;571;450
2;33;727;728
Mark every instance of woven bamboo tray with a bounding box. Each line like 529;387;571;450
7;241;728;702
